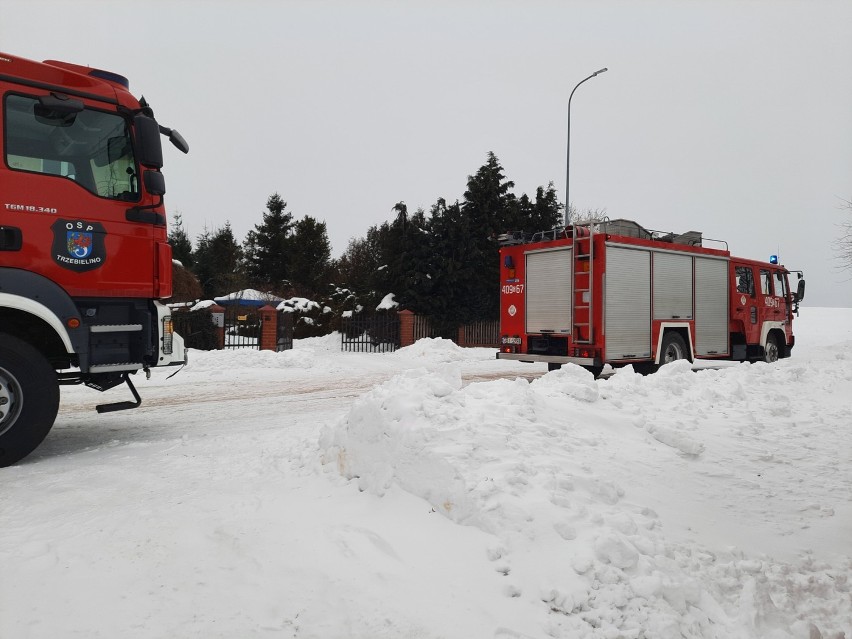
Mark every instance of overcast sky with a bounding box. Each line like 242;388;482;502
2;0;851;306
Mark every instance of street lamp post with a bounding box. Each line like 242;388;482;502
565;67;608;226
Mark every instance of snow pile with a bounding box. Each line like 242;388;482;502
393;336;496;363
323;347;852;637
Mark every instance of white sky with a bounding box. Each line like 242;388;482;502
2;0;851;306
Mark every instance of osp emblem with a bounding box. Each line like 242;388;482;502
51;219;107;272
508;304;517;317
68;230;93;258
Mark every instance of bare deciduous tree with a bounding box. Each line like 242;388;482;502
835;198;852;273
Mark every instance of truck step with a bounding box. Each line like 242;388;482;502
96;373;142;414
89;324;143;333
89;362;144;373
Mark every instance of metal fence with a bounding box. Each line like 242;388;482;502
172;310;218;351
223;307;261;349
341;313;400;352
461;318;500;347
277;311;294;351
412;314;438;341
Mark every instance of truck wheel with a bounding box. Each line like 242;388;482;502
583;365;604;378
763;333;779;363
547;363;562;372
660;332;690;366
633;362;658;376
0;335;60;467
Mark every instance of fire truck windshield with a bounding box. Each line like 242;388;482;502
4;94;139;201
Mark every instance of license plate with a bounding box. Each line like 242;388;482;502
501;336;522;345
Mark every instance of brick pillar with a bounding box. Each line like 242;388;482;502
258;305;278;351
209;304;226;350
398;309;415;348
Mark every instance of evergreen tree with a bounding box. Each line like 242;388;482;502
425;198;475;334
244;193;294;290
397;206;434;313
459;152;518;320
530;183;563;231
336;230;383;307
168;212;194;269
333;152;572;333
289;215;332;294
194;223;245;299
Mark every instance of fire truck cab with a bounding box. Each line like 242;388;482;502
0;52;188;466
497;219;804;377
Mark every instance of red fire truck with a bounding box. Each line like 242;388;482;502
497;218;805;377
0;52;189;466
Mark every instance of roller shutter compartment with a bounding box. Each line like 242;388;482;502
525;248;572;333
605;246;651;359
653;251;693;320
694;257;729;356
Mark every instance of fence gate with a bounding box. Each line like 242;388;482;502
223;307;262;349
341;313;400;352
277;311;294;351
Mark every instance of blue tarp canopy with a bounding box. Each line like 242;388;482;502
213;289;285;308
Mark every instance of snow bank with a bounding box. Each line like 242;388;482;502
322;345;852;638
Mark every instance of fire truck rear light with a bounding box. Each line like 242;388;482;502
162;316;174;355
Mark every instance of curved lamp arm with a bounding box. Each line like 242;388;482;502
566;67;608;225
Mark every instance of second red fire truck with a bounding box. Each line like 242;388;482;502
497;218;805;377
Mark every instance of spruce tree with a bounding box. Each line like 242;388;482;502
168;213;194;269
244;193;293;290
289;216;332;295
459;152;517;321
194;223;245;299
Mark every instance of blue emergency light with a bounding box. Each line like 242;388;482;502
769;255;778;264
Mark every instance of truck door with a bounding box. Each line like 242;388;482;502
1;91;156;299
774;270;793;343
732;264;760;345
757;267;783;329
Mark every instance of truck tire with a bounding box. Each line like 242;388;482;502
583;365;604;378
763;333;779;363
660;332;690;366
0;335;60;467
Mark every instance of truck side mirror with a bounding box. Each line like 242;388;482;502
159;125;189;154
144;170;166;196
795;279;805;302
134;113;164;168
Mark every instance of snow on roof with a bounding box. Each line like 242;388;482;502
190;299;217;312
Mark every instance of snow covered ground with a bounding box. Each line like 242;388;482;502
2;307;850;639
